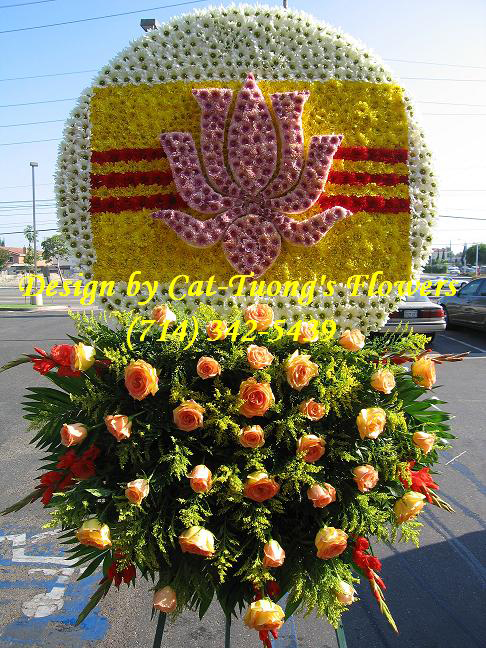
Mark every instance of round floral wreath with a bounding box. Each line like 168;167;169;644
55;4;437;330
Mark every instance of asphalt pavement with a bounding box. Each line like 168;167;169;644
0;312;485;648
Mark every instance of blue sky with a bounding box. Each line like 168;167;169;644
1;0;485;250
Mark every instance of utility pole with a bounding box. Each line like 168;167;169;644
283;0;288;8
29;161;42;305
476;242;480;277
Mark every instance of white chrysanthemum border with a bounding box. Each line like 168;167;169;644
55;4;437;332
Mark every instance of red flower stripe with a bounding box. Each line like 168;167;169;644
91;147;167;163
90;193;186;214
318;195;409;213
329;171;408;187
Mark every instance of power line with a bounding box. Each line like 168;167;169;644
402;77;486;82
0;183;53;189
0;137;60;145
0;199;54;204
0;97;75;107
0;227;56;235
423;113;486;116
385;58;486;71
0;0;208;33
439;215;486;221
0;69;96;82
0;119;64;127
418;101;486;107
0;0;55;8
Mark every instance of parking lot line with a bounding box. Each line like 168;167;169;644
436;334;486;354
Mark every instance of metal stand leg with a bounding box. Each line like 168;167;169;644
153;611;166;648
225;614;231;648
335;622;348;648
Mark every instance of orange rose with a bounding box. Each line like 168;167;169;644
339;329;365;351
238;425;265;448
297;321;319;343
125;478;149;505
60;423;87;447
285;350;319;391
356;408;386;440
244;303;274;332
412;356;436;389
353;465;379;492
247;344;274;369
153;586;177;613
196;356;221;379
394;492;426;524
307;483;336;508
104;414;132;442
412;431;435;454
297;434;325;463
238;378;274;417
188;465;212;493
262;539;285;567
315;526;348;559
76;519;112;549
152;304;176;326
173;400;205;432
336;581;356;605
244;599;285;632
370;369;396;394
299;399;326;421
124;359;159;400
243;471;280;502
178;526;215;557
206;320;228;340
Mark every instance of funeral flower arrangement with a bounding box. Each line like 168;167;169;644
1;305;459;644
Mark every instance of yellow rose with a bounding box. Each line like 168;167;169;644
244;303;274;332
307;483;336;508
339;329;365;351
104;414;132;442
411;356;436;389
153;586;177;613
297;434;326;463
297;321;319;343
394;492;426;524
244;599;285;632
412;431;435;454
188;465;212;493
173;400;205;431
285;350;319;391
125;478;150;505
315;526;348;559
71;343;96;371
353;465;379;492
178;526;215;557
336;580;356;605
370;369;396;394
262;539;285;568
152;304;176;326
76;519;112;549
247;344;274;369
124;359;159;400
356;408;386;440
238;378;274;417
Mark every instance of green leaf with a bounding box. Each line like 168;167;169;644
0;355;32;374
77;552;108;581
75;580;111;626
84;488;114;498
284;595;302;620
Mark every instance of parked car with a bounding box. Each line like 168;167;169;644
381;292;446;340
439;278;486;331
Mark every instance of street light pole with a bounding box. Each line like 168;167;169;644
29;161;42;305
475;242;480;277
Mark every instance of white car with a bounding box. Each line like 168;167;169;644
380;293;446;340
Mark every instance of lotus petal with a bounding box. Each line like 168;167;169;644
153;209;240;247
271;206;351;245
222;215;281;277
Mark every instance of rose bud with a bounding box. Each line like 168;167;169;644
124;359;159;400
76;518;112;549
285;350;319;391
71;343;96;372
412;431;436;454
339;329;365;351
152;304;176;326
297;434;326;463
262;540;285;568
243;599;285;632
307;483;336;508
298;321;319;343
266;580;281;600
394;491;426;524
315;526;348;559
238;425;265;449
206;320;228;340
173;400;205;431
356;407;386;440
196;356;221;379
247;344;274;369
244;303;274;332
125;478;150;505
60;423;88;447
411;356;436;389
336;580;356;605
299;399;326;421
105;414;132;442
178;526;215;557
153;586;177;613
243;471;280;502
353;465;379;492
370;369;396;394
188;465;212;493
238;378;274;417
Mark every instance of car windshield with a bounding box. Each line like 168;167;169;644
403;292;432;303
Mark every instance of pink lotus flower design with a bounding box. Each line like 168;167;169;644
153;74;351;277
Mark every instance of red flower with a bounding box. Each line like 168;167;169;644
266;580;281;600
50;344;74;367
32;357;57;375
56;450;77;470
57;366;81;377
400;461;439;502
107;562;136;588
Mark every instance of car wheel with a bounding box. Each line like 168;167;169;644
443;306;454;329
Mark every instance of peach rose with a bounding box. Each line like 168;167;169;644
412;431;436;454
244;303;274;332
124;359;159;400
238;425;265;448
370;369;396;394
196;356;221;379
247;344;274;369
356;408;386;440
125;478;149;505
336;580;356;605
298;321;319;343
243;471;280;502
152;304;176;326
262;539;285;568
297;434;326;463
188;465;212;493
153;586;177;613
339;329;365;351
285;350;319;391
60;423;87;447
412;356;436;389
307;483;336;508
76;519;112;549
315;526;348;560
105;415;132;442
238;378;274;417
244;599;285;632
394;492;426;524
353;465;379;492
206;320;228;340
173;400;205;432
178;526;215;557
71;343;96;371
299;399;327;421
